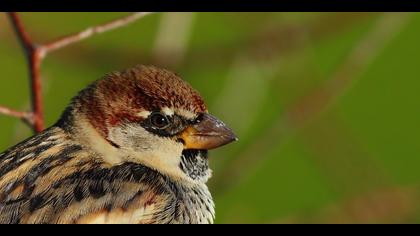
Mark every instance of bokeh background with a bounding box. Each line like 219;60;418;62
1;12;420;223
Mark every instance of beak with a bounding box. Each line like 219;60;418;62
180;113;238;150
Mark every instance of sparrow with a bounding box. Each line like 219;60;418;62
0;65;237;224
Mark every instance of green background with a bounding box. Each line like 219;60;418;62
1;12;420;223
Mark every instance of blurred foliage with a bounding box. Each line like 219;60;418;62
1;12;420;223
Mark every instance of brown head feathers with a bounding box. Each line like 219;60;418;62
62;65;207;137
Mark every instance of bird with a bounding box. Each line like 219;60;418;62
0;65;237;224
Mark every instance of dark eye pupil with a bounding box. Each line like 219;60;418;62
151;113;169;128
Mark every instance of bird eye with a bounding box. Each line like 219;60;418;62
193;113;204;124
150;112;170;129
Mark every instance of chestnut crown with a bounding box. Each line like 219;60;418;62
71;65;207;137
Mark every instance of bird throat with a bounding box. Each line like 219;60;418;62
179;150;210;182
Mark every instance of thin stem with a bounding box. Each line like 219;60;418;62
4;12;153;133
8;12;44;133
8;12;34;51
29;50;45;132
42;12;152;54
0;105;33;125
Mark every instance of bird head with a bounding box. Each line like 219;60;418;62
60;65;237;184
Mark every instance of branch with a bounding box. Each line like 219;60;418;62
0;105;33;125
8;12;34;52
42;12;152;55
4;12;153;133
8;12;44;133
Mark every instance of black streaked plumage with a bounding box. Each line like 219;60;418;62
0;65;236;224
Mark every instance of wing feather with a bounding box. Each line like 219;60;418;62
0;127;170;224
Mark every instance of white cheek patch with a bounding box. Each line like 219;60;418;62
107;124;189;181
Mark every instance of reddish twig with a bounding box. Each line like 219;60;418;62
8;12;44;133
2;12;152;133
42;12;152;54
0;105;33;124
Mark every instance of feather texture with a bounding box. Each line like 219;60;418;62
0;127;214;224
0;65;235;224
